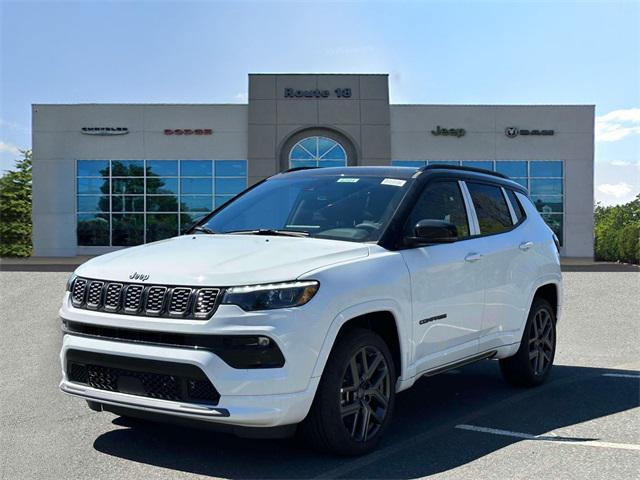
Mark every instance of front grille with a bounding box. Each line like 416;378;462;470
86;281;104;309
71;278;88;306
69;277;222;319
67;350;220;404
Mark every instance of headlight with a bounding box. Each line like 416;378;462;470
66;273;77;292
222;280;319;311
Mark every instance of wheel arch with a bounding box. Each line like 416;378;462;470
532;282;559;320
310;302;408;384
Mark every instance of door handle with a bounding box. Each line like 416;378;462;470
464;253;483;262
519;241;534;251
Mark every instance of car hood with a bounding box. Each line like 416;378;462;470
75;234;370;286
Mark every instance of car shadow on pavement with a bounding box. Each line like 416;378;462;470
92;362;639;479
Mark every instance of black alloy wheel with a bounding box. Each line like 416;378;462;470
529;307;555;376
339;346;391;442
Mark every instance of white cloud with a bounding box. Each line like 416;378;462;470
597;182;633;198
233;92;248;103
0;141;21;156
595;108;640;142
610;160;640;169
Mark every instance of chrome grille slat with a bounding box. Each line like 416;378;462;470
69;277;221;319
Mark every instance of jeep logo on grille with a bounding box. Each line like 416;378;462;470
129;272;150;282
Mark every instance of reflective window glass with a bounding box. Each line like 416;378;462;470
180;213;207;233
112;214;144;246
391;160;426;168
111;160;144;176
215;177;246;195
427;161;461;166
404;181;470;239
530;161;562;177
215;160;247;177
215;195;233;208
77;178;109;195
530;178;563;195
289;136;347;167
540;213;563;245
146;214;179;242
112;178;144;195
180;195;212;212
77;160;109;177
180;160;212;176
146;177;178;194
461;161;494;171
112;196;145;212
146;160;178;177
77;196;109;213
506;189;526;223
495;161;527;178
147;196;179;212
531;195;563;213
467;182;514;234
77;214;110;246
181;178;212;195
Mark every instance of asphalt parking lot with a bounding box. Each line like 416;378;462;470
1;270;638;479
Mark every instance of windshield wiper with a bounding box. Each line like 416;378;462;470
191;225;217;234
225;229;309;238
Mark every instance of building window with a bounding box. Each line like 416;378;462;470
76;159;247;247
289;136;347;169
390;160;564;245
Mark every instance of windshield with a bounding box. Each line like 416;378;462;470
198;173;412;242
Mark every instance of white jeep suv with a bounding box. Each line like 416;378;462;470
59;165;562;455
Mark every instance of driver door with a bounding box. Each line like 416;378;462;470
400;180;485;374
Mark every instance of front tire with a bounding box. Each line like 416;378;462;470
300;328;396;456
500;298;557;387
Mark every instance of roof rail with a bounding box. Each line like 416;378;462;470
419;164;508;179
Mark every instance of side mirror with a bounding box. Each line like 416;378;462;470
407;219;458;246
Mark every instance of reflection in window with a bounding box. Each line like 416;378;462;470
466;182;514;235
289;136;347;168
76;159;247;247
390;160;564;246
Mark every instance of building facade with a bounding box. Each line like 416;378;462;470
32;73;595;258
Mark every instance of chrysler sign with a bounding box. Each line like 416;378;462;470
81;127;128;136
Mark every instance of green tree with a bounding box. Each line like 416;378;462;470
594;194;640;264
0;149;32;257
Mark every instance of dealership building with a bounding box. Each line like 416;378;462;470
32;73;595;258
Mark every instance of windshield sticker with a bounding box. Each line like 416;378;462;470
337;178;360;183
381;178;407;187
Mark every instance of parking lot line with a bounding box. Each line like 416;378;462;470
455;424;640;451
601;373;640;379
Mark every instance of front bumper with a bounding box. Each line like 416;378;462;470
60;334;320;427
59;290;328;427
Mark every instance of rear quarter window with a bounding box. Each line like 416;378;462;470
506;189;526;224
466;182;514;235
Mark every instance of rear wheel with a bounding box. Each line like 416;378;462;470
500;298;556;386
300;328;396;456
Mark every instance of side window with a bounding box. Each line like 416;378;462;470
466;182;513;235
404;181;470;238
506;189;526;224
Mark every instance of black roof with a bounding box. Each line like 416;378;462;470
276;165;527;193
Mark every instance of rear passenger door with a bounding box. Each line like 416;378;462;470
400;180;485;374
464;182;528;348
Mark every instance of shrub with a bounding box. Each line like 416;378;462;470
594;194;640;264
0;150;32;257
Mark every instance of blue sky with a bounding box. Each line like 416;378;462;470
1;0;638;205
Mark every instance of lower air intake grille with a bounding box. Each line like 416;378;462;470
67;350;220;405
